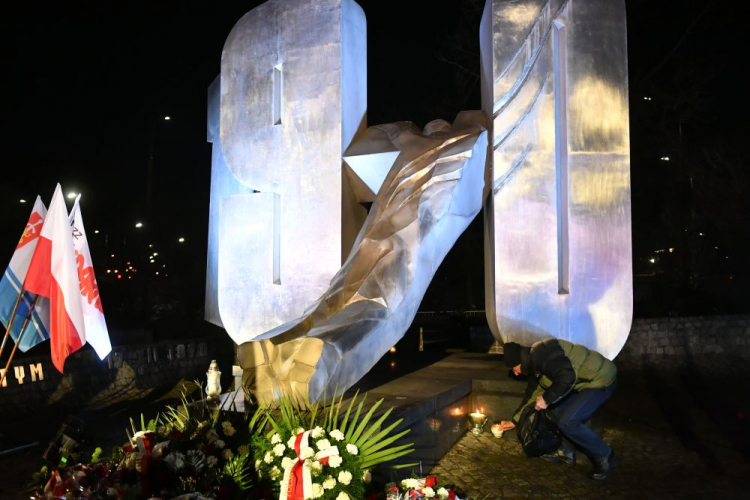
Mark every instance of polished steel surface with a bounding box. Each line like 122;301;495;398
210;0;367;345
481;0;632;359
239;113;489;402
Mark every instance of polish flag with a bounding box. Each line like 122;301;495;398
24;185;86;372
69;195;111;359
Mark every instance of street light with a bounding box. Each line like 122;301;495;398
67;192;77;199
164;116;171;121
135;222;143;228
20;199;26;203
94;230;99;234
178;237;185;243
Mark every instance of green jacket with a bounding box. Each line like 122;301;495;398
512;338;617;423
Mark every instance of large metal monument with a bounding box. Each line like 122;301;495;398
206;0;632;402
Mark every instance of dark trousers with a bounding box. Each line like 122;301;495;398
547;381;617;462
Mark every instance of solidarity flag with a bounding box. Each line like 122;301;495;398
24;185;86;373
69;195;111;360
0;197;51;351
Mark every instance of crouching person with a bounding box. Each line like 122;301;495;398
496;338;618;480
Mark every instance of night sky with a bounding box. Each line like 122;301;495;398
1;0;748;324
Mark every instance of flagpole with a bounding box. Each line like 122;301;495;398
0;286;25;359
0;295;38;388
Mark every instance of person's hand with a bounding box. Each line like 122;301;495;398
534;395;548;410
497;421;516;431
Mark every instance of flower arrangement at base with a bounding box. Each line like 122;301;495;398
28;389;260;500
253;390;416;500
385;476;461;500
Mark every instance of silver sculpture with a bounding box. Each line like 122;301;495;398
206;0;367;345
239;113;489;402
481;0;632;360
206;0;632;401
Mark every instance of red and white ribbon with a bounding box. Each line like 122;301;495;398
280;430;340;500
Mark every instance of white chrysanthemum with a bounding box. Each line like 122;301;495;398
337;470;353;485
164;452;185;471
222;421;236;437
311;426;325;439
273;443;286;456
308;460;323;475
224;449;234;460
329;429;344;441
206;429;220;443
207;456;218;468
270;466;281;480
336;492;350;500
423;487;436;498
271;433;282;444
238;445;250;456
402;478;420;489
281;456;294;470
437;487;450;499
299;446;315;460
345;443;358;455
328;455;343;468
215;439;226;449
311;483;324;499
316;439;331;451
264;452;274;464
323;476;337;490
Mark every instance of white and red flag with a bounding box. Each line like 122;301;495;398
24;184;86;372
0;196;51;351
69;195;111;359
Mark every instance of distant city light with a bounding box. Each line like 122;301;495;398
164;116;171;121
106;269;111;274
162;265;166;268
114;269;118;273
660;157;670;161
649;258;656;263
668;248;674;253
699;232;703;236
389;347;397;354
111;254;115;258
155;271;160;276
135;222;143;228
19;199;26;203
715;246;718;249
117;274;122;279
153;252;158;256
129;276;132;280
178;237;185;243
94;230;99;234
67;192;77;199
149;244;153;248
150;259;155;264
643;96;652;100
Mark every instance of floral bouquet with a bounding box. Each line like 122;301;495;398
386;476;460;500
253;391;416;500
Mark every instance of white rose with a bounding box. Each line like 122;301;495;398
337;470;353;485
264;452;274;464
299;446;315;460
316;439;331;451
329;429;344;441
336;493;350;500
311;426;325;439
270;466;281;480
215;439;226;449
224;449;234;460
274;444;286;456
207;456;218;468
345;443;358;455
271;433;282;444
322;476;337;489
222;421;236;436
311;483;324;499
423;487;436;498
238;445;250;456
327;455;343;468
437;487;450;499
281;457;294;470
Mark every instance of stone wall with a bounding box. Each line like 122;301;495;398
0;336;234;418
615;314;750;373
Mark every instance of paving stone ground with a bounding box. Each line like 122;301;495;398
432;368;750;499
